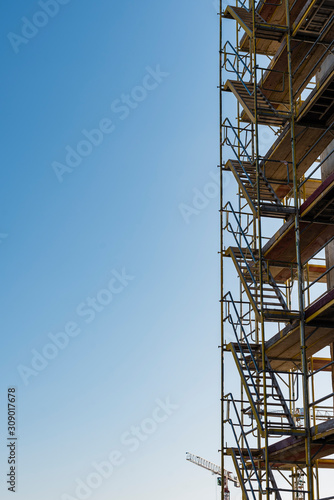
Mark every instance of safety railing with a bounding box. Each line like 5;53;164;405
222;41;251;80
223;293;258;342
224;201;291;313
260;158;291;188
232;0;284;21
293;17;334;98
224;393;290;500
222;120;254;183
223;55;253;97
299;142;334;190
224;393;264;500
223;292;255;339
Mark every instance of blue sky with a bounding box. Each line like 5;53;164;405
0;2;240;500
3;2;333;499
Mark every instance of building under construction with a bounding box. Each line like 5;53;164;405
219;0;334;499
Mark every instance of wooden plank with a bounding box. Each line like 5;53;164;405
301;171;334;219
300;178;322;200
224;80;256;123
305;288;334;322
242;420;334;468
292;0;327;36
268;418;334;462
259;69;334;198
223;6;252;38
261;125;333;199
270;263;327;284
239;0;306;54
262;217;334;265
311;357;333;372
260;39;333;105
261;173;334;277
266;322;334;371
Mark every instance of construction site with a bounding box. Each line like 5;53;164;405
219;0;334;498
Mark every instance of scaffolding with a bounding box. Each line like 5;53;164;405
219;1;334;499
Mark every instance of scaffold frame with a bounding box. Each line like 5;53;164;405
220;1;334;499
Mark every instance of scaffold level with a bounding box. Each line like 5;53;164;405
220;0;334;499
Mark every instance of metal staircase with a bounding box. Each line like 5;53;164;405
222;117;293;215
224;293;301;437
224;394;284;500
228;343;301;435
220;1;334;498
223;5;287;40
293;0;334;39
226;246;289;318
224;205;297;320
225;159;294;217
224;80;289;126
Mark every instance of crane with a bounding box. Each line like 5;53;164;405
186;452;239;500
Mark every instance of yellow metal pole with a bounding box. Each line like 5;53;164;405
219;3;225;500
251;1;267;498
285;0;313;498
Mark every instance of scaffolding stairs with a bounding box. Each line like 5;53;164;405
227;341;302;436
224;80;289;126
225;394;284;500
225;245;297;321
238;0;306;55
292;0;334;39
223;5;287;40
228;447;283;500
224;294;300;436
224;204;298;320
221;0;334;497
225;159;295;217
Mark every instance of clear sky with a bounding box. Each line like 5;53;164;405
1;2;238;500
5;3;332;500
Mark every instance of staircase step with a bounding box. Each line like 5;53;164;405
224;80;289;126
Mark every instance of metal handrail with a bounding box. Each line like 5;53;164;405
309;392;334;408
223;54;289;119
303;235;334;266
224;57;253;96
228;318;262;400
258;66;286;94
299;146;334;188
225;201;256;263
223;41;252;76
309;359;334;378
297;119;334;173
228;224;258;287
303;263;334;292
223;137;254;187
224;203;289;310
225;393;264;495
293;15;334;96
235;0;282;17
222;118;253;162
236;0;250;12
224;291;260;372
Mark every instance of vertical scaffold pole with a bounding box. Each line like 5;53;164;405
219;2;224;500
285;1;313;498
251;1;268;498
